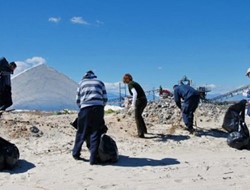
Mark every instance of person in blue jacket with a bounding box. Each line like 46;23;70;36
173;84;200;133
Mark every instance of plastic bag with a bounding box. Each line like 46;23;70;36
0;137;20;170
222;110;240;133
98;134;118;163
227;122;249;150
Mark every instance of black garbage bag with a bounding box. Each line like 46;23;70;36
0;137;20;170
98;134;118;163
227;122;250;150
222;110;240;133
71;117;109;151
70;118;78;129
222;100;247;133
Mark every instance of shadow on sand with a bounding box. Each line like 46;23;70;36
194;127;228;138
114;155;180;167
144;133;190;142
1;159;36;174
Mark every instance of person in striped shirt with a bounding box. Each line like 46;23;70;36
72;70;108;165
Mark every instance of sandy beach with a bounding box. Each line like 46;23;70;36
0;102;250;190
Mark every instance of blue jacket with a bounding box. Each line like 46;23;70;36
174;84;199;109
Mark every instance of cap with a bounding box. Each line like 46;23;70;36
83;70;97;79
173;84;179;89
246;68;250;76
86;70;94;75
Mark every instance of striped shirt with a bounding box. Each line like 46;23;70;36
76;78;108;109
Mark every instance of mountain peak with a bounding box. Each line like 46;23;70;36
11;64;78;111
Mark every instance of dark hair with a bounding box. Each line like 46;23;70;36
123;73;133;81
9;62;17;68
173;84;179;89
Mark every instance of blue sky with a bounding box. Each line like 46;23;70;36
1;0;250;94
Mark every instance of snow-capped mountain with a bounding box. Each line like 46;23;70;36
11;64;79;111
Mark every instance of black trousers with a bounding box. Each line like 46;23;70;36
135;98;147;137
0;86;12;111
72;106;105;164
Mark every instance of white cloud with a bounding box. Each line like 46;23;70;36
70;17;89;25
96;20;104;25
48;17;61;23
105;82;125;92
26;57;46;65
13;56;47;77
206;84;216;89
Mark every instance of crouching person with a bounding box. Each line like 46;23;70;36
173;84;200;133
72;70;108;165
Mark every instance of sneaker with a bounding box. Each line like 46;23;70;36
187;128;195;134
73;155;80;160
138;134;145;138
90;161;97;165
90;160;100;165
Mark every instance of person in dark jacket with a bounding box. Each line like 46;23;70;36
173;84;200;133
123;73;147;138
0;57;17;111
72;70;108;165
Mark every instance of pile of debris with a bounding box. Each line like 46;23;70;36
121;97;230;126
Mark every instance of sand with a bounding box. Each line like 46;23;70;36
0;108;250;190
